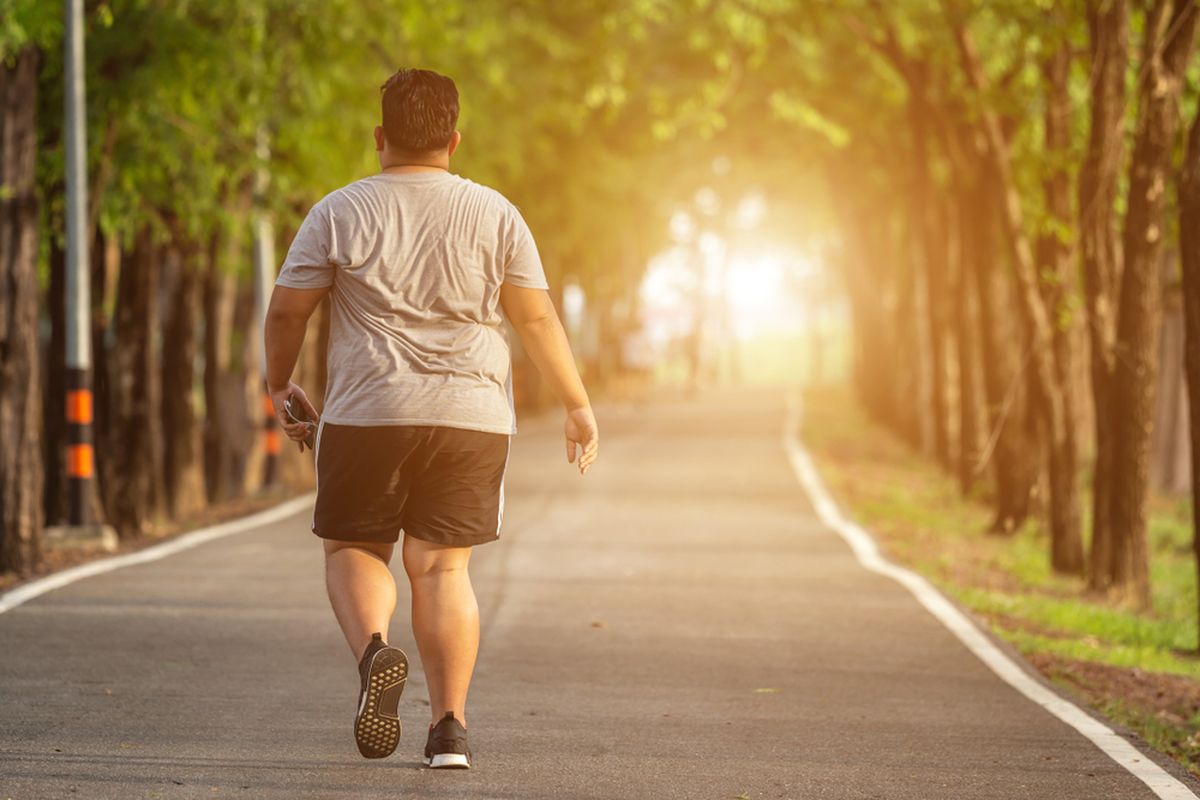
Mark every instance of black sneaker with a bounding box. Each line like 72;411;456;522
423;711;472;769
354;632;408;759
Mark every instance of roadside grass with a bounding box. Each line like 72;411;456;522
800;385;1200;776
1097;698;1200;776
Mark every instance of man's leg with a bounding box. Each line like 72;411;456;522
324;539;397;659
402;535;479;726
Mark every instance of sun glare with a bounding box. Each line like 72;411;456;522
725;254;786;329
638;239;821;343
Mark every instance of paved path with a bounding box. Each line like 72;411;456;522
1;390;1194;799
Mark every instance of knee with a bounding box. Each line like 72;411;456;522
403;557;468;583
401;538;471;582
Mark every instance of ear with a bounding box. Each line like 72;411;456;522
374;126;386;153
447;130;462;158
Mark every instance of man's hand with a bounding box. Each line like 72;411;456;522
269;381;320;452
501;284;597;475
264;285;328;451
565;405;598;475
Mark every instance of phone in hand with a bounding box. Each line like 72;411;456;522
284;394;316;451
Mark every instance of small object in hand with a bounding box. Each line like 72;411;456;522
284;394;316;451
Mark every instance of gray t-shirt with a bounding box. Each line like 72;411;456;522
275;171;549;435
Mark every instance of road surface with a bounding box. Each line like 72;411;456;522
1;389;1194;799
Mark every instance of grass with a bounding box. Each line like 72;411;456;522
800;385;1200;775
1097;697;1200;774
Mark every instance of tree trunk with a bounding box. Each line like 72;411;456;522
1151;293;1188;492
948;138;1033;529
906;70;953;466
970;184;1039;534
1179;56;1200;651
1106;0;1197;605
861;211;905;426
951;186;982;495
44;237;66;527
938;116;1026;512
1078;0;1130;591
0;47;44;575
929;189;956;470
896;216;926;449
93;234;118;521
160;243;206;518
950;20;1085;573
1039;32;1086;576
109;230;164;537
826;162;900;429
238;277;268;497
203;232;239;503
847;217;897;424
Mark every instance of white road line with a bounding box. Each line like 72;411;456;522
0;493;315;616
783;395;1198;800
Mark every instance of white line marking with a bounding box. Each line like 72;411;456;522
783;395;1198;800
0;493;315;616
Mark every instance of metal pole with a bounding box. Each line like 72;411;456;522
64;0;94;526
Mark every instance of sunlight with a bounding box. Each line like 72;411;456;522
724;252;789;337
638;239;821;342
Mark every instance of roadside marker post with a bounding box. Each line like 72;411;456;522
48;0;116;551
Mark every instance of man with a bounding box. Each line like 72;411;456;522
263;68;598;769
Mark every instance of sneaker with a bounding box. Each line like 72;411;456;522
354;632;408;759
423;711;472;769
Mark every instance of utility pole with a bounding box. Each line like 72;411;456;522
53;0;116;549
64;0;93;526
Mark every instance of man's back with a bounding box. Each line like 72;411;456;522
264;67;596;770
275;171;548;435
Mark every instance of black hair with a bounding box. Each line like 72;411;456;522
379;68;459;152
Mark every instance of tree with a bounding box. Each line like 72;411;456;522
1180;41;1200;648
942;122;1040;529
0;44;45;573
1102;0;1197;604
1077;0;1130;592
108;230;163;536
948;7;1085;574
1036;14;1084;569
160;240;205;518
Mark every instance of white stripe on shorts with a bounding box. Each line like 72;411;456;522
311;418;326;532
495;438;511;537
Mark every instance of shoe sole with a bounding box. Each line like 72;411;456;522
424;753;471;769
354;646;407;759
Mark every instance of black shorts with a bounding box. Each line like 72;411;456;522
312;423;510;547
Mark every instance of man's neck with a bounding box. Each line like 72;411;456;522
379;155;449;174
380;164;447;174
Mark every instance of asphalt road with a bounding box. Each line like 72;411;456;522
1;389;1194;800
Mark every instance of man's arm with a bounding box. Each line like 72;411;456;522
264;285;329;448
500;283;598;475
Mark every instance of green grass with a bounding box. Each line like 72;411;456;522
801;386;1200;679
1094;697;1200;777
